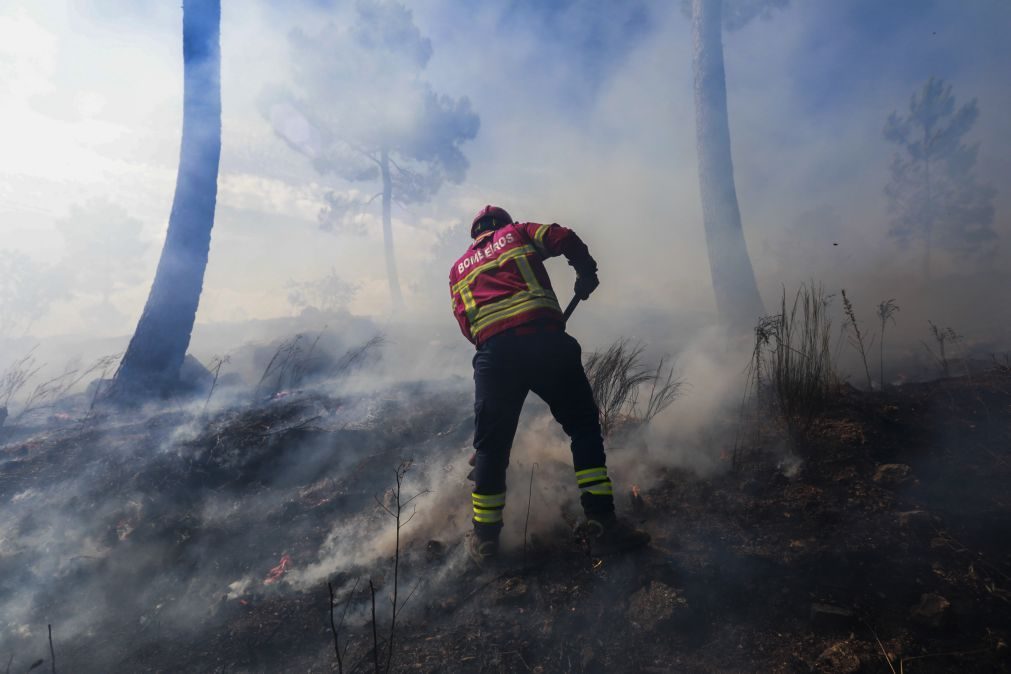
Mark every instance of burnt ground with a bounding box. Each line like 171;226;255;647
1;371;1010;673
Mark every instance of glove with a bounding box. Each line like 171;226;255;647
570;255;599;300
574;271;599;300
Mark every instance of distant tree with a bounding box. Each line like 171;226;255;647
263;0;480;310
287;268;359;314
413;220;470;301
429;221;471;270
688;0;785;333
56;199;147;321
0;251;66;337
884;77;997;278
115;0;221;397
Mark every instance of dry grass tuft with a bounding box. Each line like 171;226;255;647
748;282;837;441
584;339;682;437
2;349;119;426
255;332;384;400
841;289;874;390
923;321;962;378
876;299;900;388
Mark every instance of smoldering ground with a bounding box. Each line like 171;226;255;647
0;331;458;666
0;317;766;672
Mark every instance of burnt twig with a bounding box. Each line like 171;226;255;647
862;620;896;674
327;578;361;674
47;624;55;674
369;579;380;674
203;354;231;412
385;463;427;674
395;579;425;618
899;647;989;673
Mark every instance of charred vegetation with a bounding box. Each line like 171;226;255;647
1;319;1009;673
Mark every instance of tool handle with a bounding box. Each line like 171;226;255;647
562;295;581;322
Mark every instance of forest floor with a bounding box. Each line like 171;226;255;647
1;369;1010;673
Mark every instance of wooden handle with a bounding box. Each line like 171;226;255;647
563;295;581;321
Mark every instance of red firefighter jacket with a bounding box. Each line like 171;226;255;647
449;222;591;346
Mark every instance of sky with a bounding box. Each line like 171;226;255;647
1;0;1009;356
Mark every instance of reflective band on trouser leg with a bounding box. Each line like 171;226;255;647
472;492;506;524
575;466;613;497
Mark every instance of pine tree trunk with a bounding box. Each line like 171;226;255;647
923;149;933;281
380;147;405;310
115;0;221;397
691;0;764;333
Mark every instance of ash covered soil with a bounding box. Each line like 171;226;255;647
1;373;1010;673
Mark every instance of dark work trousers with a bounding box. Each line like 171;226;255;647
471;329;614;540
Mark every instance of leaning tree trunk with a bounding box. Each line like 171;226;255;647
380;147;405;311
691;0;764;334
115;0;221;398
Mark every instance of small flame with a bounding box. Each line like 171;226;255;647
263;554;292;585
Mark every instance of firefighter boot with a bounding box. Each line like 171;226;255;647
467;530;500;567
580;515;651;554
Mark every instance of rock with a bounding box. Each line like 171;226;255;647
810;603;856;631
910;593;950;628
627;581;687;631
816;641;862;673
424;539;445;562
494;576;528;605
873;463;912;487
896;510;932;533
0;405;6;428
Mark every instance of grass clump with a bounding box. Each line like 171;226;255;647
841;289;874;390
255;331;384;401
876;299;900;388
584;339;682;437
749;282;837;440
923;321;961;378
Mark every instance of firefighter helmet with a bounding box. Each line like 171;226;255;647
471;205;513;238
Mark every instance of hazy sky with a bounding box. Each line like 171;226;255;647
1;0;1009;343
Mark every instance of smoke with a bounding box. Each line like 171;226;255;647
1;1;1008;363
1;1;1010;668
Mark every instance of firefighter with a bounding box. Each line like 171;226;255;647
449;205;651;564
